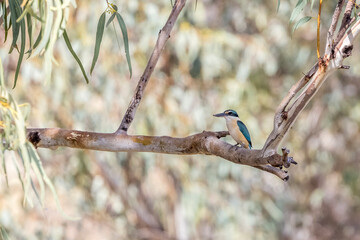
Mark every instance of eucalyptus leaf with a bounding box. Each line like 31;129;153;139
26;13;32;50
106;13;116;28
90;11;106;74
27;29;42;58
63;30;89;83
115;12;132;78
30;0;53;57
292;16;312;35
12;12;26;88
2;1;8;42
8;0;22;49
290;0;308;23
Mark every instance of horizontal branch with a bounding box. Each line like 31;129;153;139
26;128;291;180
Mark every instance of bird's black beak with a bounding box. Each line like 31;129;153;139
213;112;226;117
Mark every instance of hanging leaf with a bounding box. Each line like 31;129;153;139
2;1;9;42
290;0;308;23
26;13;32;48
12;0;26;88
90;11;106;74
106;13;116;28
292;16;312;35
8;0;22;51
26;29;42;58
63;30;89;83
115;12;132;78
30;0;53;57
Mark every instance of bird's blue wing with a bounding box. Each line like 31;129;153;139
237;120;252;148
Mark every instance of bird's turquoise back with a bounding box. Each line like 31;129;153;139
237;120;252;149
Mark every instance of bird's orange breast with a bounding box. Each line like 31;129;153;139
226;119;250;148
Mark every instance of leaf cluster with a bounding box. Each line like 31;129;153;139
0;0;132;87
90;2;132;77
279;0;316;35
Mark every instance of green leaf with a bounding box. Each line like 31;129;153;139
292;16;312;35
27;143;80;220
115;12;132;78
90;11;106;74
15;1;31;23
33;29;42;49
106;13;116;28
12;11;26;88
8;0;22;50
2;1;9;43
290;0;308;23
30;0;53;57
26;13;32;48
27;7;43;22
26;29;42;58
63;30;89;83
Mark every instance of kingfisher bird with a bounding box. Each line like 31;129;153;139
213;109;252;149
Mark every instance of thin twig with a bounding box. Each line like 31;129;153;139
116;0;187;134
334;0;355;46
255;165;289;181
275;63;318;115
325;0;345;55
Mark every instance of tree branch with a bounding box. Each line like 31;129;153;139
116;0;186;134
334;0;355;46
26;128;291;180
325;0;345;55
20;2;360;182
263;15;360;157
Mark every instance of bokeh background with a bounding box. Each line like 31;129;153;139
1;0;360;239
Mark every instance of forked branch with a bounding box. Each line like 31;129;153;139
263;0;360;156
23;0;360;181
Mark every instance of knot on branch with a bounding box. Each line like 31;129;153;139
342;45;353;58
281;111;288;120
318;57;328;71
201;130;229;139
28;131;41;148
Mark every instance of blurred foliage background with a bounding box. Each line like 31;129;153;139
1;0;360;239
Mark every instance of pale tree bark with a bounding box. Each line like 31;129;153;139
26;0;360;181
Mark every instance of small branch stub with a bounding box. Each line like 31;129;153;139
282;147;297;168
